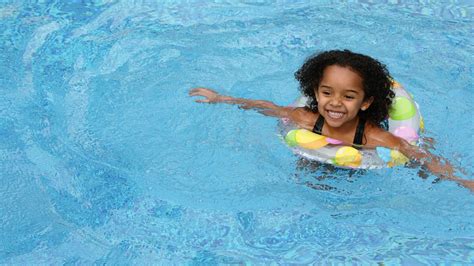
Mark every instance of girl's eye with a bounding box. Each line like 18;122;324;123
322;91;330;96
345;95;355;99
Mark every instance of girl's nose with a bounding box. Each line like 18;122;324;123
330;97;342;106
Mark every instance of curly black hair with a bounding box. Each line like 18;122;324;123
294;50;394;125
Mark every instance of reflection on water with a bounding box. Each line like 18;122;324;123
295;157;366;193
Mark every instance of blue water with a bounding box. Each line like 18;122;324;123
1;1;473;264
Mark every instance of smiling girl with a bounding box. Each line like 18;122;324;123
189;50;473;192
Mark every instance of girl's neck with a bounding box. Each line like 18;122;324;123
324;116;360;141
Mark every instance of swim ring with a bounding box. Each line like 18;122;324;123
280;81;423;169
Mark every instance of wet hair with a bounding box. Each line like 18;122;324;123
294;49;394;125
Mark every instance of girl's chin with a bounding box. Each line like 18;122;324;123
325;115;359;129
324;115;346;126
325;121;345;128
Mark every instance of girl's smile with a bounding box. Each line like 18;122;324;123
315;65;373;128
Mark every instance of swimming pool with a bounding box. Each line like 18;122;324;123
1;1;473;264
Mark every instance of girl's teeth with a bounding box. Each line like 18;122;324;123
328;111;343;119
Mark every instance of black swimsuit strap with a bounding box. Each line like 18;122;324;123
312;115;366;148
312;115;325;134
352;118;366;148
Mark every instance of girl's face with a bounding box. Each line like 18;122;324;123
315;65;373;128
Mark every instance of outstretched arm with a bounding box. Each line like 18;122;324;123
371;129;474;192
189;88;289;116
399;139;473;192
189;88;317;129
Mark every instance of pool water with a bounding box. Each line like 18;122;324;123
1;1;473;264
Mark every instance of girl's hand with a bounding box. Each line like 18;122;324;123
426;160;474;192
189;88;222;103
459;180;474;192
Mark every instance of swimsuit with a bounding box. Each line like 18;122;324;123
312;115;366;148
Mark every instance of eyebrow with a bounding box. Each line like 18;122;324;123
319;85;360;94
345;89;360;94
319;85;332;89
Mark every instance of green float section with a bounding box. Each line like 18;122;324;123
285;129;298;147
389;96;416;120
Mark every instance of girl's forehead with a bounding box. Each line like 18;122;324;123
320;65;364;89
322;65;363;79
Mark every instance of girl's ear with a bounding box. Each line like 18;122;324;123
361;96;374;111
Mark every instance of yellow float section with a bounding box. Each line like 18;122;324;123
295;129;328;149
334;146;362;167
387;150;409;167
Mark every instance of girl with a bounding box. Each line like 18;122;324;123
189;50;473;192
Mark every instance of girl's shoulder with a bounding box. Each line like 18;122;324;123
364;122;402;149
288;107;318;131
